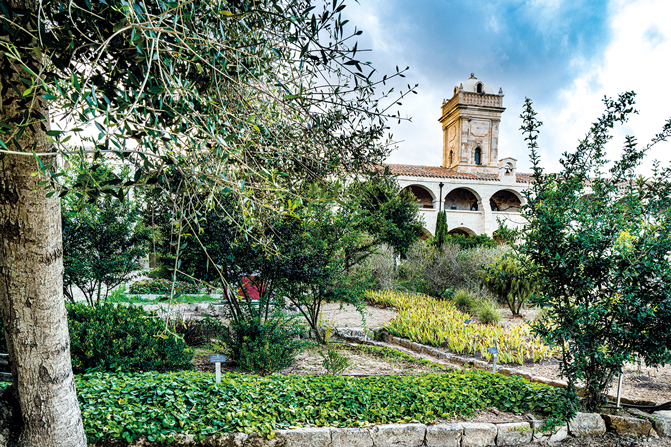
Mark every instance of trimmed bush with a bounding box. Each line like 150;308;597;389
128;278;201;295
77;369;575;444
67;303;193;372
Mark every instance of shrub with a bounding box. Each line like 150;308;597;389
480;254;538;316
217;314;309;375
128;278;201;295
476;300;503;325
67;303;193;372
452;289;479;314
445;233;498;249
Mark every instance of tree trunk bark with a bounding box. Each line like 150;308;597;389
0;1;86;445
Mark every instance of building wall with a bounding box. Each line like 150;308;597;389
398;176;530;237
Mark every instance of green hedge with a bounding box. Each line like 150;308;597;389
78;369;575;444
68;303;193;372
0;304;193;373
128;278;201;295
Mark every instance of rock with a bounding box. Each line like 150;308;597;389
462;423;497;447
370;423;426;447
331;428;374;447
276;428;332;447
426;423;463;447
496;422;532;446
652;412;671;437
216;432;249;447
602;414;654;437
244;432;286;447
547;425;568;443
568;412;606;436
654;411;671;419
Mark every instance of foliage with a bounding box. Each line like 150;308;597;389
353;244;397;290
480;255;538;316
343;177;425;262
77;369;575;444
0;304;193;372
396;241;508;297
367;291;558;365
216;313;309;375
445;234;498;249
62;194;149;306
349;344;452;372
516;94;671;411
67;303;193;373
452;289;480;314
476;300;503;325
275;201;367;344
431;211;449;248
128;278;201;295
319;345;350;375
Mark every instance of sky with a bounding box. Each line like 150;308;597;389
343;0;671;174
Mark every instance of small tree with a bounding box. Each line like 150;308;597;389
432;211;449;248
518;93;671;410
62;196;149;306
480;254;537;316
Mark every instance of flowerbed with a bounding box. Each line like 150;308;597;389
366;290;559;364
77;369;573;444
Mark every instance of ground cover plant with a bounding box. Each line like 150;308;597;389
367;290;558;364
74;369;574;444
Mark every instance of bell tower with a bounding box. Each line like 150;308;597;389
439;74;505;174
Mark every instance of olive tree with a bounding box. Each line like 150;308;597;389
0;0;415;444
517;93;671;410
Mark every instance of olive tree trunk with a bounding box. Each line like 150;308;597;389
0;1;86;445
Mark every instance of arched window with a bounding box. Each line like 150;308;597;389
449;150;454;166
474;147;481;165
476;83;483;93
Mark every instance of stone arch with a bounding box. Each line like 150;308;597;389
490;189;523;212
448;227;475;237
444;187;481;211
419;227;432;241
403;184;435;209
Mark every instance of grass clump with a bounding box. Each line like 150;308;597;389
452;289;479;314
77;369;575;444
476;300;503;325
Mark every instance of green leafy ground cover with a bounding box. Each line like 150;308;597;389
107;293;221;305
70;369;573;444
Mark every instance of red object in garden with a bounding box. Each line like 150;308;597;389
237;276;265;302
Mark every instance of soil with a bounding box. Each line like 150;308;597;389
191;343;447;376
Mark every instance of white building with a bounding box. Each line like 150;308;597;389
387;74;531;238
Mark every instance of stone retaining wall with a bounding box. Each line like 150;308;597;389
100;411;671;447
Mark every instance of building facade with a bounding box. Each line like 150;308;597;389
387;74;531;238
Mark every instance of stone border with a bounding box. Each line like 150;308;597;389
105;411;671;447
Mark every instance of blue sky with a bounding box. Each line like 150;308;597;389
344;0;671;174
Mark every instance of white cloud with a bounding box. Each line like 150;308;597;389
538;0;671;174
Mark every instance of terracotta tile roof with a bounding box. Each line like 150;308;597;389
386;164;533;183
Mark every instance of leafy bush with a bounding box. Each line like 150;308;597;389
319;344;350;375
62;192;149;306
67;303;193;372
476;300;503;325
128;278;201;295
367;290;557;364
77;369;575;444
215;314;309;375
480;254;538;316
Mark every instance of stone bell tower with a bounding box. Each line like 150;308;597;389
438;74;505;174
